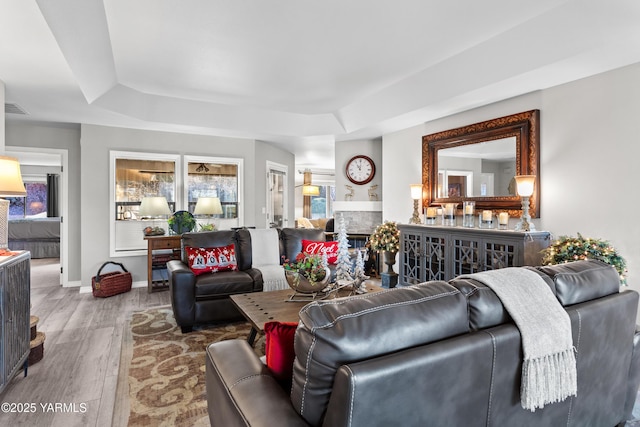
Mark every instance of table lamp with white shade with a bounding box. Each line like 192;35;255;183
514;175;536;232
139;196;172;219
139;196;172;235
0;156;27;250
194;197;223;230
409;184;422;224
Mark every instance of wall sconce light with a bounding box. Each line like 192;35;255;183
409;184;422;224
0;156;27;249
514;175;536;232
301;169;320;196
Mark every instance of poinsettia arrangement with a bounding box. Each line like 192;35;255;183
369;221;400;253
282;252;327;283
541;233;627;285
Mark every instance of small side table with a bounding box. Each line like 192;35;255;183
144;235;182;293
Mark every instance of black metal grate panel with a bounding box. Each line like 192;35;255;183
453;238;479;276
484;242;516;270
424;236;446;281
402;232;423;284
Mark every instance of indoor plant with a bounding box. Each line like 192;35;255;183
168;210;196;234
369;220;401;274
369;221;400;253
199;223;217;232
282;252;330;292
541;233;627;285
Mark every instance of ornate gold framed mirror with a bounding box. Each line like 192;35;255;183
422;110;540;217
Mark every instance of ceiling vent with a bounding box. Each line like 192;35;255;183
4;103;29;115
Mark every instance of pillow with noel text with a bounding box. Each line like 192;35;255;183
185;244;238;275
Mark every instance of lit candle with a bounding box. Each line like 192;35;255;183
498;212;509;225
465;204;473;215
482;210;492;222
426;207;437;218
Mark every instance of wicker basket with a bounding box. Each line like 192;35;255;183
29;331;45;365
92;262;132;298
30;315;39;341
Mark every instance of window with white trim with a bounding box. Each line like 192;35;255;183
110;151;180;256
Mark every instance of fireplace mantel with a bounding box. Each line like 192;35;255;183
333;201;382;212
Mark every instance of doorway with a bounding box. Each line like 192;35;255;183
5;147;68;287
266;162;288;228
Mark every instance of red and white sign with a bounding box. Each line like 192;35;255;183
301;239;339;264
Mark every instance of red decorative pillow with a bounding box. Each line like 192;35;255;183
185;245;238;276
265;321;298;386
301;239;339;264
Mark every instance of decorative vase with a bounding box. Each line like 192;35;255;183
285;267;331;293
383;251;397;273
168;210;196;234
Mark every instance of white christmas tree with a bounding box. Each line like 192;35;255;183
354;249;365;279
353;249;369;293
335;214;353;282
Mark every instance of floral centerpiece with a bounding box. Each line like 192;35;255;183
199;223;217;232
282;253;329;291
541;233;627;285
369;221;400;253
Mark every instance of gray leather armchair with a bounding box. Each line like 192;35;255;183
168;227;327;332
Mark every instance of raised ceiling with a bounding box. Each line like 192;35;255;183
2;0;640;168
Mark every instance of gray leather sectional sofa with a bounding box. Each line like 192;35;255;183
205;259;640;426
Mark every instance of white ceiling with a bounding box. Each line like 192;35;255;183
2;0;640;170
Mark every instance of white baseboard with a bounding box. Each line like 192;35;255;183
65;280;82;288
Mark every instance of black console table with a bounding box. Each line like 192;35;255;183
398;224;551;285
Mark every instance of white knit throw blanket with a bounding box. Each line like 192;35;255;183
461;268;577;412
248;229;288;292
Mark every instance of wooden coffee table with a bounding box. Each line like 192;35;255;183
231;282;383;345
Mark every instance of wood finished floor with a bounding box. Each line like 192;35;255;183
0;258;171;427
2;259;638;426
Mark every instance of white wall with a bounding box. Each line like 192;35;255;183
6;121;82;282
293;138;382;220
382;62;640;320
255;140;296;228
80;124;291;288
382;124;429;223
5;121;293;287
335;138;382;201
0;80;4;150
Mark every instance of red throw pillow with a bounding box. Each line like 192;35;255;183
265;321;298;386
301;239;339;264
185;245;238;276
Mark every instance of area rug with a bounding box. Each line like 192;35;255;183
119;306;262;427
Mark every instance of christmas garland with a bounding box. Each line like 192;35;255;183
541;233;627;285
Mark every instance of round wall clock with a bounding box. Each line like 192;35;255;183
346;155;376;185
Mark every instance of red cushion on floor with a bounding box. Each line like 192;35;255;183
264;321;298;385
